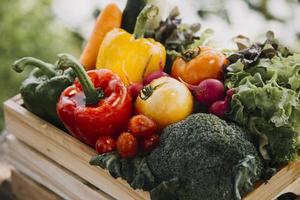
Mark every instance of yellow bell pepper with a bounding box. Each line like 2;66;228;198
96;5;166;86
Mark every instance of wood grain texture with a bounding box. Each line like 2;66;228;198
11;170;62;200
4;134;113;200
3;95;300;200
244;161;300;199
3;95;150;200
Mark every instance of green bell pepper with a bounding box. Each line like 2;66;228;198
12;56;75;128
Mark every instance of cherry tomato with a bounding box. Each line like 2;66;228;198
128;115;158;138
171;46;228;85
135;77;193;128
140;134;160;152
117;132;138;158
95;136;116;154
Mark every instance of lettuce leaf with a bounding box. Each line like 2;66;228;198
226;45;300;165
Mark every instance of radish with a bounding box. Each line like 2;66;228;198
128;83;144;99
122;64;144;99
179;78;225;107
225;88;235;100
208;88;235;118
208;100;228;117
143;71;169;85
143;62;168;85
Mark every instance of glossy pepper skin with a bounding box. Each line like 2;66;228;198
56;54;132;148
12;57;75;128
96;5;166;86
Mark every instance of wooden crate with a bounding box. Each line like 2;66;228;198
11;170;63;200
3;95;300;200
2;133;114;200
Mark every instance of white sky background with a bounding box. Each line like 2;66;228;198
52;0;300;50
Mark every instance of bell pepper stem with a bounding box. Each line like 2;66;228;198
58;53;101;106
12;57;57;77
133;4;159;39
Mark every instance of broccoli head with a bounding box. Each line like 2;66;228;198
147;113;262;200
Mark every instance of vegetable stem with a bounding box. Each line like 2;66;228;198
12;57;57;77
58;53;102;106
181;47;201;62
133;5;159;39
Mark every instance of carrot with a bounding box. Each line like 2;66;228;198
80;3;122;70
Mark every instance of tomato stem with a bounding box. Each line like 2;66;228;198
140;82;165;100
181;47;201;62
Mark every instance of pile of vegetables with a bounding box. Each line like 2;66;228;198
12;0;300;200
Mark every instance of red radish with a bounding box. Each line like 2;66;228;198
143;62;168;85
179;78;225;107
209;88;235;118
128;83;143;99
225;88;235;100
208;100;228;117
122;64;144;99
143;71;169;85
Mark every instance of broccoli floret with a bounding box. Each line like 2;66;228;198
147;113;262;200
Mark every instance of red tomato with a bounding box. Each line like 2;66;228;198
128;115;158;138
95;136;116;154
140;134;160;152
117;132;138;158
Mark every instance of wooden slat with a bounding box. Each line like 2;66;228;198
11;170;62;200
3;95;300;200
3;96;150;200
3;134;113;200
244;161;300;200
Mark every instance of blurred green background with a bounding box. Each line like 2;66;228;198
0;0;299;131
0;0;82;130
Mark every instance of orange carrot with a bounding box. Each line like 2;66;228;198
80;3;122;70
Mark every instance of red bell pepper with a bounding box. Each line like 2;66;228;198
56;54;132;148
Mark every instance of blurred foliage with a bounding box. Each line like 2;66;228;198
196;0;300;52
198;0;300;23
0;0;81;131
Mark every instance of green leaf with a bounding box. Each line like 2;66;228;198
150;178;180;200
233;155;260;200
90;152;121;178
90;153;158;191
227;60;244;73
189;28;214;49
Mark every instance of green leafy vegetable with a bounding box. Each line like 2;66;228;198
146;7;201;54
90;152;157;191
225;33;300;166
227;31;292;68
146;6;214;73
